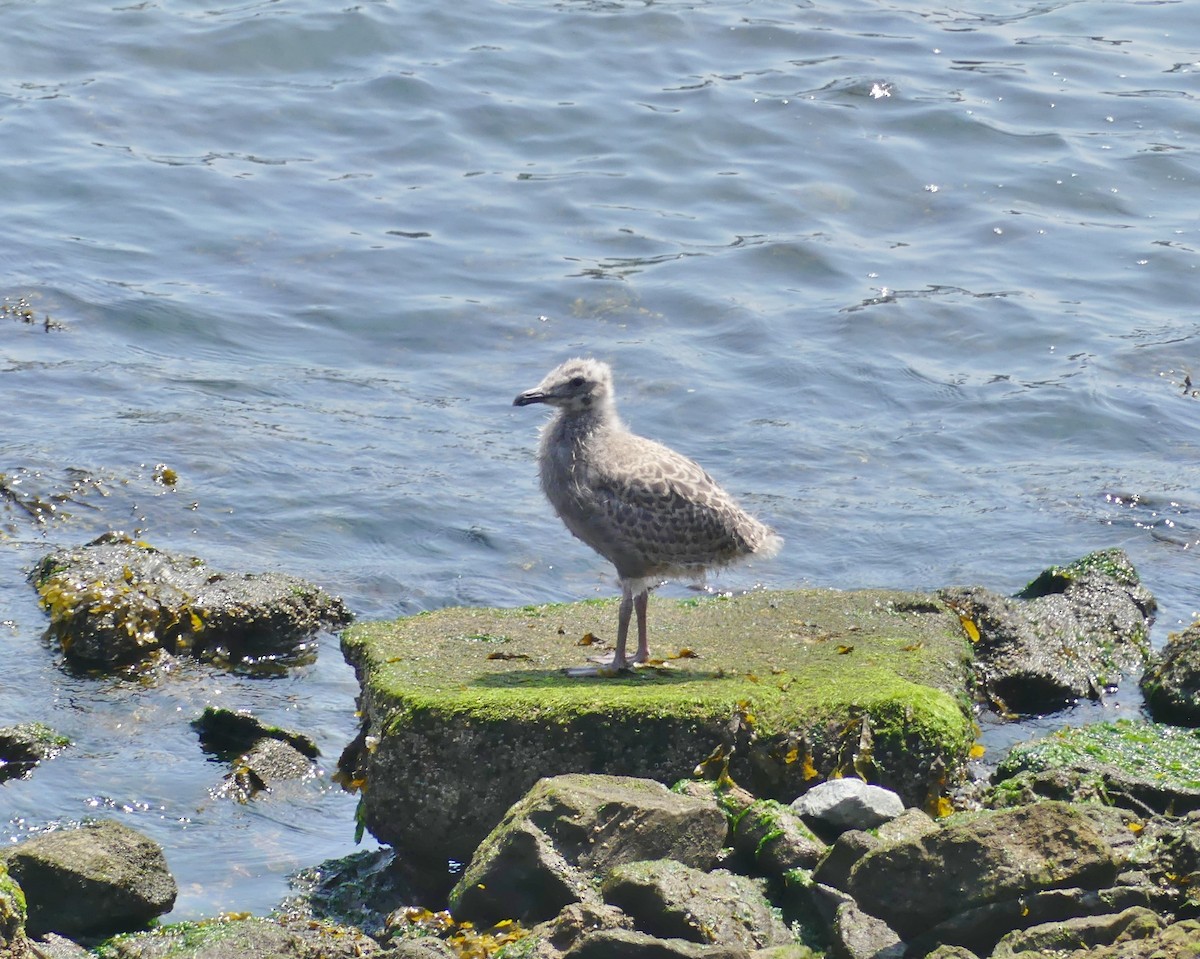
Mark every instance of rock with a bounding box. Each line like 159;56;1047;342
829;900;903;959
92;915;383;958
941;549;1155;713
30;933;92;958
284;848;415;939
30;532;351;670
749;948;819;959
791;779;904;832
731;800;826;875
991;905;1163;957
191;707;319;759
192;707;320;801
0;819;176;938
846;801;1117;941
600;860;793;951
0;862;35;959
1141;621;1200;725
340;589;974;871
388;939;457;959
908;886;1159;957
449;774;728;926
991;721;1200;816
528;901;635;955
563;928;751;958
214;737;317;801
812;809;938;893
26;936;90;959
0;724;69;783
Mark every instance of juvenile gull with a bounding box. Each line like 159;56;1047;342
513;357;782;674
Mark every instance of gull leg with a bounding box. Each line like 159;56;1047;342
613;582;634;669
568;582;634;677
632;588;650;663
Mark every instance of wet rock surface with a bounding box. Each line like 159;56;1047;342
1140;620;1200;726
990;720;1200;816
192;706;321;801
941;548;1156;713
0;723;68;783
30;532;351;670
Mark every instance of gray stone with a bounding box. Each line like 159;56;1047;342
28;933;91;958
214;738;316;802
829;900;903;959
601;860;792;951
449;774;728;926
528;901;635;956
846;801;1117;940
810;830;879;893
0;819;176;939
909;886;1157;957
791;779;903;832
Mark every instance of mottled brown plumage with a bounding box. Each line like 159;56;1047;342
514;357;781;673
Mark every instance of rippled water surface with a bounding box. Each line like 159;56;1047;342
2;0;1198;919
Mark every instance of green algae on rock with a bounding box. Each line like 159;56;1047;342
30;531;351;671
339;588;974;869
991;720;1200;815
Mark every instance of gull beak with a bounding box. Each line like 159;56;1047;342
513;388;547;407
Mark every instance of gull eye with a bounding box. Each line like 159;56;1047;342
568;376;586;388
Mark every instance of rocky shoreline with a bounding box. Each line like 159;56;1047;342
2;537;1198;958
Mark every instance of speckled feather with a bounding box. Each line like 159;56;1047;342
518;358;781;584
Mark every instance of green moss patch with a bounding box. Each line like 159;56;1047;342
993;720;1200;814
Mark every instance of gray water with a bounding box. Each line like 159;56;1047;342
2;0;1197;921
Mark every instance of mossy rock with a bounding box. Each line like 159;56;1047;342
339;588;974;870
991;720;1200;815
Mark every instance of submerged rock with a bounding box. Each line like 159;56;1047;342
0;819;176;939
0;723;69;783
1140;620;1200;726
941;548;1155;714
30;532;351;670
193;706;320;801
